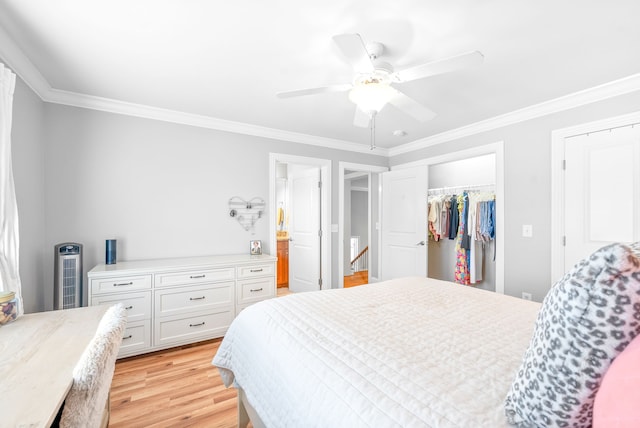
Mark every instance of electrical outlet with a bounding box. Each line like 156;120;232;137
522;224;533;238
522;292;532;301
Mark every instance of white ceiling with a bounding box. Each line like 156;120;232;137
1;1;639;154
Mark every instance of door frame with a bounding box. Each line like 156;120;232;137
338;162;388;288
550;110;640;284
392;141;505;294
269;153;332;290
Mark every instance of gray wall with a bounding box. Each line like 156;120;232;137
343;179;351;271
369;173;379;280
350;189;368;250
428;154;496;188
391;89;640;301
11;69;46;314
10;56;640;310
37;104;386;311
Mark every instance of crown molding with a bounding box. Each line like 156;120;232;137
44;88;390;156
0;24;389;156
388;72;640;157
0;23;51;98
43;71;640;159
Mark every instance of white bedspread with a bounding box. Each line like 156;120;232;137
213;277;540;427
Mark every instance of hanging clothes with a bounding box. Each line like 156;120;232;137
427;186;496;287
454;193;471;285
441;198;450;238
448;195;458;240
277;206;285;227
428;198;441;241
467;192;495;284
467;193;479;284
479;199;495;241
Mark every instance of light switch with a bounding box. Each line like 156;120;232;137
522;224;533;238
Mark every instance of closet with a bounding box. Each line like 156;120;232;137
427;154;497;292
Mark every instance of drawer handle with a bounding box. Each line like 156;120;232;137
250;288;263;292
114;282;133;287
125;305;133;310
250;268;263;273
190;296;206;301
189;322;205;327
190;274;206;279
122;335;133;340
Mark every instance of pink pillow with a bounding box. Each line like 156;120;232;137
593;334;640;427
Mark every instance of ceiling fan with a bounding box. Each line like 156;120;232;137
277;33;484;128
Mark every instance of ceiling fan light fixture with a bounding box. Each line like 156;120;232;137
348;79;395;114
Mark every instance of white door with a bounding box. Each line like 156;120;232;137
564;125;640;271
380;166;428;280
288;165;321;292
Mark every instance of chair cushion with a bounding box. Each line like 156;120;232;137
504;242;640;427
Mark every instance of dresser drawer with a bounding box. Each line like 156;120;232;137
92;291;151;323
154;282;234;318
90;275;152;295
237;276;275;306
237;263;275;279
154;310;233;347
155;268;235;288
118;320;151;358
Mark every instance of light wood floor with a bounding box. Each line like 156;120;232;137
276;286;292;297
109;338;237;427
108;284;332;426
344;270;368;288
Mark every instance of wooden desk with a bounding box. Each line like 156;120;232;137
0;305;109;427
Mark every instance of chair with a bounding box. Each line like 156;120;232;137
59;303;127;428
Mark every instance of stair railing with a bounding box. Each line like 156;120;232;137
350;246;368;272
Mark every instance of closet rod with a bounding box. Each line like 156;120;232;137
428;183;495;195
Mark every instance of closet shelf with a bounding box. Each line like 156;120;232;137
427;183;495;195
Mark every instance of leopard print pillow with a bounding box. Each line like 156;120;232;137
505;242;640;427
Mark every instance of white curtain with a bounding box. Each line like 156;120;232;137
0;62;22;315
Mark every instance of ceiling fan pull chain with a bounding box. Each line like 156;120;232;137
370;112;376;150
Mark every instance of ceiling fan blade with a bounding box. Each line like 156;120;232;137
393;50;484;83
277;84;352;99
388;88;436;122
332;33;375;74
353;107;371;128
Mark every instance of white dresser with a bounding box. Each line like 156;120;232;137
88;254;276;358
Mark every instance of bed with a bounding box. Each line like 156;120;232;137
213;276;540;427
213;243;640;427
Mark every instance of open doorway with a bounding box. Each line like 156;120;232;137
269;154;331;293
427;154;497;292
383;142;504;293
338;162;388;288
344;172;368;287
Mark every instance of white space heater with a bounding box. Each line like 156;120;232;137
54;243;83;310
